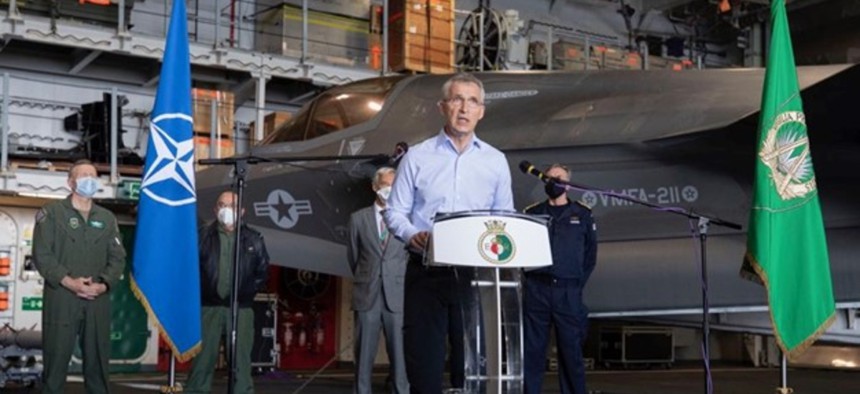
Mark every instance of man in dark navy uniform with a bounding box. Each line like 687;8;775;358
523;163;597;394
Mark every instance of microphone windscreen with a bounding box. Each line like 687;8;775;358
518;160;533;174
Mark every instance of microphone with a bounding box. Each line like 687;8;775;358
518;160;551;183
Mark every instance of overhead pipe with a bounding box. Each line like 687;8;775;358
229;0;236;47
1;73;8;175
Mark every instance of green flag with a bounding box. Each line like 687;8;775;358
741;0;835;361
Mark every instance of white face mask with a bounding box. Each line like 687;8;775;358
217;207;236;227
376;186;392;202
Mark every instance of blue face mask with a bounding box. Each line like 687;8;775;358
75;176;100;198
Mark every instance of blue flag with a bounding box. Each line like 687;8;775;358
131;0;201;362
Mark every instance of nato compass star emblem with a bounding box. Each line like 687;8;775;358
760;111;816;200
141;113;197;206
254;189;313;229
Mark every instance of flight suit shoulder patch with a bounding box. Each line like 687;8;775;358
35;208;48;223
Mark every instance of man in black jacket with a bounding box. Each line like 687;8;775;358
186;190;269;394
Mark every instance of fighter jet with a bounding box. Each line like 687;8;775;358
196;65;860;324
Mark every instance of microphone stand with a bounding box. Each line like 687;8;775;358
198;152;390;394
549;176;741;394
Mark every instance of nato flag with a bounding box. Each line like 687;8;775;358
131;0;201;362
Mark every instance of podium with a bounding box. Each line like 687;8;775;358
430;211;552;394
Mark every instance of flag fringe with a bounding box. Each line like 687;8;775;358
741;252;836;362
130;275;202;363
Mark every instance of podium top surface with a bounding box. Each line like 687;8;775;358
430;211;552;268
434;210;549;226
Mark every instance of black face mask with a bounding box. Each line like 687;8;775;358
544;181;566;199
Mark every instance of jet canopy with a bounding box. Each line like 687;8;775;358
263;75;407;145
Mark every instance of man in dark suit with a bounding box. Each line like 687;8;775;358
348;167;410;394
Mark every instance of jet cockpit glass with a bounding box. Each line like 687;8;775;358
264;76;405;145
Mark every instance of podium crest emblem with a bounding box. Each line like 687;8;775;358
478;220;516;264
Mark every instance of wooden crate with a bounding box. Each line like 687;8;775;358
264;111;292;140
192;88;234;138
255;3;370;65
388;0;455;74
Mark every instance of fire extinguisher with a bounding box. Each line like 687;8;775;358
0;285;9;311
0;251;11;276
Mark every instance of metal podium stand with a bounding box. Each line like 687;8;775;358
430;211;552;394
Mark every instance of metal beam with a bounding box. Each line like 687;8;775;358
230;76;256;108
286;90;319;106
110;87;118;183
1;73;9;175
0;38;11;54
141;68;160;88
254;74;270;143
69;49;102;75
629;0;696;12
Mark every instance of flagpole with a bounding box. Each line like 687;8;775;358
159;356;180;393
169;356;177;392
777;352;791;394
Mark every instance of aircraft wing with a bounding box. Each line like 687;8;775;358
374;65;856;150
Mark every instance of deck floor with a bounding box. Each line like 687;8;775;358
8;366;858;393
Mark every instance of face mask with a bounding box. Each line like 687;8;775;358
217;207;236;227
75;176;100;198
544;181;566;199
376;186;392;202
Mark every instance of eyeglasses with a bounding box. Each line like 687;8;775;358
444;96;484;109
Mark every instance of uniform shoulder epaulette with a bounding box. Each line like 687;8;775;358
523;201;543;213
575;199;592;210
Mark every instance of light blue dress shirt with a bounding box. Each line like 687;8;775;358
384;130;515;244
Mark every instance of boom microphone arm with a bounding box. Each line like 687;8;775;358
518;160;741;229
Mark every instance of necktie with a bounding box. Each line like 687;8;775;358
379;215;388;247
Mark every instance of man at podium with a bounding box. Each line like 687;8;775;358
385;73;514;394
523;164;598;394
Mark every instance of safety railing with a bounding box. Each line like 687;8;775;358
528;20;704;72
3;0;386;74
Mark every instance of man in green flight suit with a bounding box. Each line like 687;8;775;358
33;159;127;394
